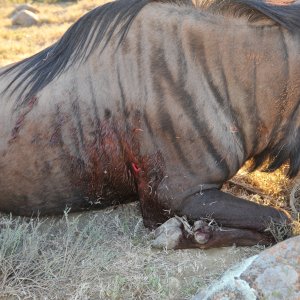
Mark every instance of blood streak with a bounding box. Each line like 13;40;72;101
9;96;38;144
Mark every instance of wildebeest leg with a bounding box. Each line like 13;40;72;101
152;189;291;249
175;223;273;249
177;189;291;231
139;195;170;229
152;217;273;249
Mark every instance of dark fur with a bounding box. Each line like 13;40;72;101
1;0;300;178
252;108;300;178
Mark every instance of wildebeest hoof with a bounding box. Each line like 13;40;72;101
152;217;183;249
193;220;211;244
152;217;214;249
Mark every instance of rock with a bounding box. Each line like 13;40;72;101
193;235;300;300
151;217;183;249
12;10;39;27
10;4;39;18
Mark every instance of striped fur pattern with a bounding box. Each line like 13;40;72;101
0;0;299;224
2;0;300;105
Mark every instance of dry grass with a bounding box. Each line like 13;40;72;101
0;204;263;299
0;0;104;66
0;0;299;299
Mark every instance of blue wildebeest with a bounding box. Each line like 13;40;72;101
0;0;298;248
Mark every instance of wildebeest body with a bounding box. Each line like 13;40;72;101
0;0;298;247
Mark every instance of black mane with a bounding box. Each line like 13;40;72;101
1;0;300;107
0;0;152;106
199;0;300;31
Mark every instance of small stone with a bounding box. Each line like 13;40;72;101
12;10;39;27
10;4;39;18
151;217;182;249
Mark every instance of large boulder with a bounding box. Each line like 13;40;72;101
193;235;300;300
12;10;39;27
